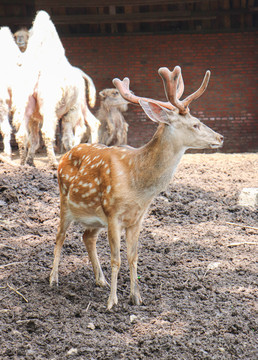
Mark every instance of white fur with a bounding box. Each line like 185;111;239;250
11;11;99;167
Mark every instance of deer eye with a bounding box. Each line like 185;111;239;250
193;124;200;130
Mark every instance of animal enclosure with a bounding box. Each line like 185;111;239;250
0;152;257;359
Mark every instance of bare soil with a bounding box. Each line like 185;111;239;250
0;152;257;360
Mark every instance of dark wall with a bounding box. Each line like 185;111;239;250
62;31;258;153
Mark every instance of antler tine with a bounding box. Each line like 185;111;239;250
112;77;175;110
182;70;211;108
158;66;187;114
159;66;211;114
113;77;141;105
177;71;184;99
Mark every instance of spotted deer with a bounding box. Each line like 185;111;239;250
49;66;223;310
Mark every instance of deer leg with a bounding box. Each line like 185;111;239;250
15;122;28;165
26;119;40;166
49;208;71;286
73;121;86;147
82;228;108;287
126;221;143;306
61;119;73;151
107;218;121;310
0;115;12;158
41;115;58;169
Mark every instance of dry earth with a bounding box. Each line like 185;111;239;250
0;152;257;360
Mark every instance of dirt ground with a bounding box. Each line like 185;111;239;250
0;151;257;360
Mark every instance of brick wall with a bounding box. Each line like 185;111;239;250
2;31;257;153
62;31;258;153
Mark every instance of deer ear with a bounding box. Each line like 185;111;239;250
139;100;174;125
99;90;105;98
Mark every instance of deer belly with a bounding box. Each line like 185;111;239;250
67;200;108;228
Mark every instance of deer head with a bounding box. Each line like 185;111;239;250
113;65;223;151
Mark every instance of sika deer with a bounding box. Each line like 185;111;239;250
50;66;223;310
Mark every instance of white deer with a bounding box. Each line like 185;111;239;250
49;66;223;310
0;27;21;159
12;11;98;168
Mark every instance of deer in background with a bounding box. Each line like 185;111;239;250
13;28;29;52
49;66;223;310
12;11;98;168
0;26;22;159
97;88;129;146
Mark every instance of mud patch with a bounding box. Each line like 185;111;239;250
0;152;257;359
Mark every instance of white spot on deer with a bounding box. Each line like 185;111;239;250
63;183;67;190
106;168;110;175
82;155;86;160
60;168;63;174
89;188;97;194
121;154;126;160
73;188;79;193
70;168;73;173
104;163;108;168
82;193;89;198
65;174;70;180
94;178;100;185
73;160;78;166
88;183;93;188
69;199;80;208
82;182;88;187
103;199;107;206
69;153;72;160
106;185;111;194
129;159;133;166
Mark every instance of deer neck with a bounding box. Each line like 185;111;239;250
132;123;186;196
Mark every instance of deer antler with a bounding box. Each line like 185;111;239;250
158;66;210;114
112;77;175;110
113;66;210;115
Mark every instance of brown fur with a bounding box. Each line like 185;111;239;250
49;67;223;310
97;88;129;146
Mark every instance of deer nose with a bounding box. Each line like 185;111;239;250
218;134;224;143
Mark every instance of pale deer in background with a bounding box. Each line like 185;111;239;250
97;88;129;146
50;66;223;310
